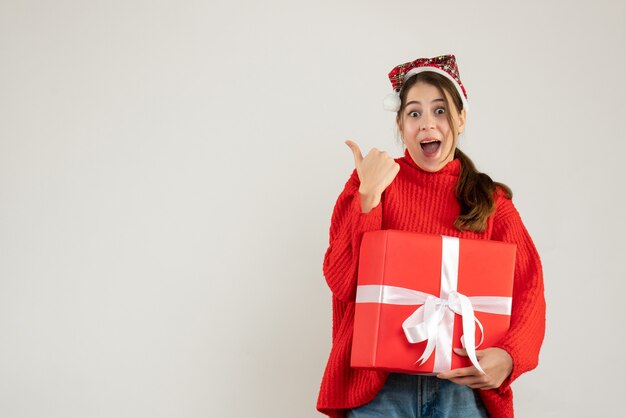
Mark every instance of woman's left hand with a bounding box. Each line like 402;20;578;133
436;347;513;390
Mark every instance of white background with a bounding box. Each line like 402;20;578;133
1;1;625;417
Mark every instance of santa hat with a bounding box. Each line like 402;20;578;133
383;54;469;112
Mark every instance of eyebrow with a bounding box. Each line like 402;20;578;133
406;98;446;106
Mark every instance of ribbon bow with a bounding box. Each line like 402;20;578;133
403;290;486;374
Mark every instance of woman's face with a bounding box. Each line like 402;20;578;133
397;81;466;172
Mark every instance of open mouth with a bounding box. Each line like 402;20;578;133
420;140;441;156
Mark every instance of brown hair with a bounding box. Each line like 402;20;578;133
396;73;513;233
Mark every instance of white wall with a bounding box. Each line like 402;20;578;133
1;1;624;417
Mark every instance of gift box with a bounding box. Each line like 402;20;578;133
350;230;516;374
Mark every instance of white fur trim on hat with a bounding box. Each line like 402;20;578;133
402;66;469;111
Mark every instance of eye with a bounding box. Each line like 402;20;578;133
408;111;421;118
435;108;446;115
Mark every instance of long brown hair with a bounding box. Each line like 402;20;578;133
396;73;513;233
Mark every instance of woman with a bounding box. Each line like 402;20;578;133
316;55;546;418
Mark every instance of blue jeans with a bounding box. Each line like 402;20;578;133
346;373;488;418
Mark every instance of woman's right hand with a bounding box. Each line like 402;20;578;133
345;140;400;213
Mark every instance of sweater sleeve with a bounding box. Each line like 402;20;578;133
322;168;384;302
489;191;546;394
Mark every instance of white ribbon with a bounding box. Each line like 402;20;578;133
355;236;512;374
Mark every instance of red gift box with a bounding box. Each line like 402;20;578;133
351;230;516;374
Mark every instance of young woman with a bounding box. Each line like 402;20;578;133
316;55;546;418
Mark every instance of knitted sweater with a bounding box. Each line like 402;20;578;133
316;149;546;418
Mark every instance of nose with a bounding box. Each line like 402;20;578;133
420;113;436;130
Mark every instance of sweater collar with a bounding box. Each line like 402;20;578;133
402;148;461;176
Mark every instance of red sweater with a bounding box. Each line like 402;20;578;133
317;149;546;418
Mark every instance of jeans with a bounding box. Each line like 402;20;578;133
346;373;489;418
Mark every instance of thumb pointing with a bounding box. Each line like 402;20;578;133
345;140;363;167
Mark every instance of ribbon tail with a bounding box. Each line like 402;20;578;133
456;293;486;375
417;324;438;365
474;317;485;349
417;301;446;365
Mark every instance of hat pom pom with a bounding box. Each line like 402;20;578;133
383;92;401;112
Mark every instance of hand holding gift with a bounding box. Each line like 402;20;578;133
437;347;513;390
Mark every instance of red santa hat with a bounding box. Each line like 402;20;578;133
383;54;469;112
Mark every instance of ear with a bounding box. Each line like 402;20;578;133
457;108;467;134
